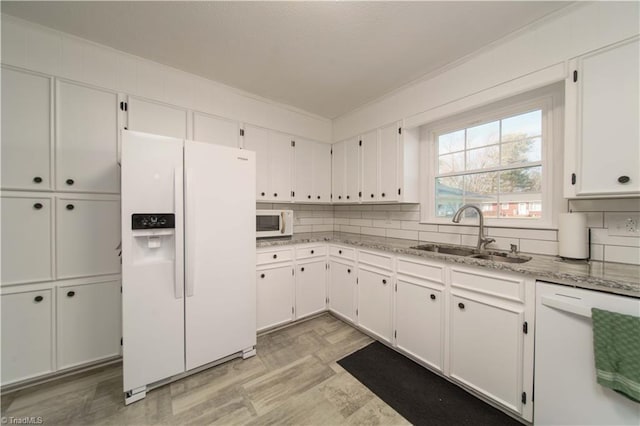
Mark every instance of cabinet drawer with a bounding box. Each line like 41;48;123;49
358;250;393;271
397;258;444;284
296;245;327;260
257;248;294;265
450;267;525;303
329;246;355;260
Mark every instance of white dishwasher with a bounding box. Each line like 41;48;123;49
535;282;640;425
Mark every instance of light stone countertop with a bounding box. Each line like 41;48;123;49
257;232;640;298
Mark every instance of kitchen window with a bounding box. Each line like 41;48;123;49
423;86;563;228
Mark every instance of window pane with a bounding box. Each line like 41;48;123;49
498;194;542;219
438;152;464;174
499;166;542;193
465;171;498;198
438;130;465;154
464;171;499;220
467;121;499;149
501;138;541;165
467;145;499;170
435;176;463;217
502;110;541;142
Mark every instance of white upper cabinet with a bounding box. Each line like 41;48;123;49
379;123;399;202
192;111;239;148
361;130;379;202
1;196;53;285
127;96;187;139
294;138;331;203
565;37;640;197
332;140;346;202
1;68;52;191
337;122;418;204
243;125;292;202
344;138;360;202
56;81;119;193
268;131;293;202
294;138;314;202
313;142;332;203
332;138;360;203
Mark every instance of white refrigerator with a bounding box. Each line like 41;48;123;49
121;130;256;404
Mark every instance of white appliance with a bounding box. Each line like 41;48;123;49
535;282;640;425
121;130;256;404
256;209;293;238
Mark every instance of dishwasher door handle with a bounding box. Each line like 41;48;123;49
541;295;592;318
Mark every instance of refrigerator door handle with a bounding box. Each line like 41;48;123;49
174;167;184;299
185;168;196;297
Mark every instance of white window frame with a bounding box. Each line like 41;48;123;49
421;85;564;229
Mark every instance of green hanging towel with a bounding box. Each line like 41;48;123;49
591;307;640;403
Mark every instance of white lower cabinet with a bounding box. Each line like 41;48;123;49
328;259;356;323
448;266;533;421
357;267;393;342
1;195;53;285
256;265;294;332
1;287;54;385
395;279;443;371
56;280;121;370
295;259;327;320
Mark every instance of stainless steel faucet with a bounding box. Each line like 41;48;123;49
452;204;495;251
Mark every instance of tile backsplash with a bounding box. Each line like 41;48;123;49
569;198;640;265
258;197;640;265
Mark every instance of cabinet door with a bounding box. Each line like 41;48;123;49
332;141;346;202
379;123;399;201
1;196;52;285
269;131;293;202
294;138;314;202
313;142;332;202
193;112;239;148
344;138;360;202
57;280;121;370
56;198;121;279
576;38;640;195
328;261;356;322
1;68;51;190
357;268;393;342
128;97;187;139
57;81;119;193
396;280;443;371
450;294;525;414
257;266;294;331
360;130;378;202
296;260;327;319
243;125;270;201
1;289;54;385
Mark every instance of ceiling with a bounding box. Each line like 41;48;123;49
2;1;571;119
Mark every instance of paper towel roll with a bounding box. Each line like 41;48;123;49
558;213;589;259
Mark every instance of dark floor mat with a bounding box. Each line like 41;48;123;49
337;341;522;426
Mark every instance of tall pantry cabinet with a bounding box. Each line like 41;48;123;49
1;67;122;386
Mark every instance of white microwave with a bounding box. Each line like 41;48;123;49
256;210;293;238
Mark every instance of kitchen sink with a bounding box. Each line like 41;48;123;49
468;253;532;263
410;244;478;257
411;244;532;263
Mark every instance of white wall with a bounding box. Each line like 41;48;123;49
333;2;640;140
1;14;332;143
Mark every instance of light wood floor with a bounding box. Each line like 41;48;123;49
1;314;410;425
